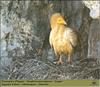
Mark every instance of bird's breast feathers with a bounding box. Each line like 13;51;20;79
49;27;77;50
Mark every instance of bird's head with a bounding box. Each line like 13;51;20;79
56;17;67;25
50;13;67;29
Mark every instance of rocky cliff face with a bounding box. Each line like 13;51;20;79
0;0;100;80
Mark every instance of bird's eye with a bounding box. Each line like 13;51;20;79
57;18;62;22
57;18;67;25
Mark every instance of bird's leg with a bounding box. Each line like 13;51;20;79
67;54;72;64
57;55;64;65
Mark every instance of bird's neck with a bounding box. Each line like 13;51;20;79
57;24;66;30
53;24;66;33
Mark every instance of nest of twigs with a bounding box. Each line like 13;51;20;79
2;52;100;80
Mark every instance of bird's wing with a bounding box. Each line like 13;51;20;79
64;28;78;47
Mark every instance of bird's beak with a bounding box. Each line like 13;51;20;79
57;18;67;25
60;19;67;25
63;20;67;25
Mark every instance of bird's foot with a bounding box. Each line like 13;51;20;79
67;61;72;65
56;60;64;65
67;61;74;67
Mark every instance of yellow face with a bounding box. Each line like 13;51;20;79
57;17;67;25
50;13;67;29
